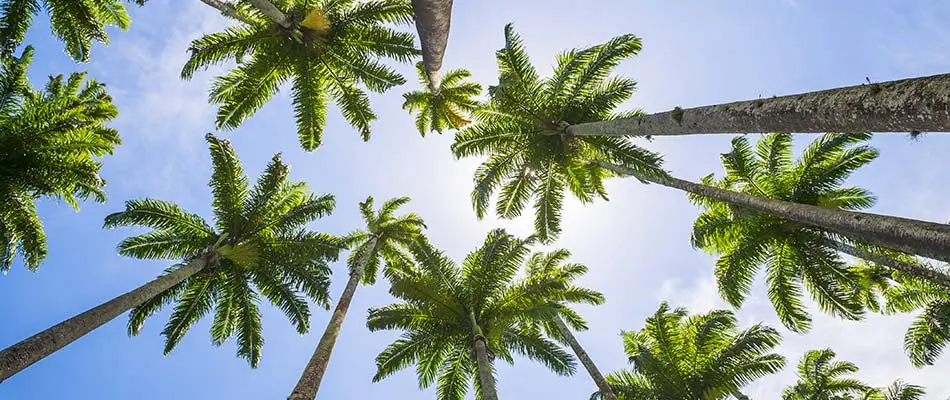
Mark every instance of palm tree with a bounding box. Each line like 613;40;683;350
402;61;481;137
523;249;616;400
368;229;581;400
455;24;950;260
288;196;426;400
0;46;120;273
564;73;950;138
0;0;143;61
0;134;342;382
409;0;452;91
184;0;419;151
594;303;785;400
782;349;872;400
866;380;926;400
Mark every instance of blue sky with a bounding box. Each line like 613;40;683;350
2;0;950;398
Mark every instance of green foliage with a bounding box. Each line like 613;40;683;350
451;23;666;242
0;46;119;272
0;0;140;62
105;134;343;367
594;303;785;400
183;0;419;151
692;133;878;332
347;195;426;285
781;349;923;400
367;229;579;400
522;249;605;340
402;61;482;136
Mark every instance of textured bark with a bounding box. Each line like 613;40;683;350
826;238;950;289
410;0;453;92
0;256;208;382
469;310;499;400
568;73;950;137
553;316;616;400
287;236;378;400
198;0;255;25
246;0;292;28
598;162;950;264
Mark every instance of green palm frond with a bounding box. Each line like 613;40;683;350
183;0;418;151
782;349;873;400
402;61;482;137
107;134;342;367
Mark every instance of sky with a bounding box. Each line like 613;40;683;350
2;0;950;398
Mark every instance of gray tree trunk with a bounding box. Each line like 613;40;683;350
597;162;950;265
410;0;453;92
553;316;616;400
287;237;378;400
469;310;499;400
198;0;255;25
568;73;950;137
825;238;950;289
0;256;208;382
246;0;292;28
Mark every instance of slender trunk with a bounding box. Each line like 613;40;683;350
825;238;950;289
469;309;499;400
198;0;255;25
567;73;950;137
598;162;950;264
732;391;750;400
246;0;292;28
553;316;616;400
410;0;453;92
287;237;378;400
0;256;208;382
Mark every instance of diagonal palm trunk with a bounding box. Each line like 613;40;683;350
287;237;378;400
0;255;210;382
824;238;950;289
469;310;499;400
598;162;950;265
552;316;617;400
568;74;950;137
410;0;453;92
245;0;292;28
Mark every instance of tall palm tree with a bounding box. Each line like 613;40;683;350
455;24;950;262
0;134;342;382
865;380;926;400
368;229;582;400
184;0;419;151
0;46;120;273
288;196;426;400
0;0;143;61
782;349;872;400
524;249;616;400
594;303;785;400
402;61;481;137
409;0;452;92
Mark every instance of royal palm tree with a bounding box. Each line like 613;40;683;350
782;349;872;400
409;0;452;91
0;46;120;273
523;249;616;400
0;0;143;61
594;303;785;400
456;24;950;262
184;0;419;151
0;134;342;382
368;229;582;400
402;61;481;137
288;196;426;400
866;380;926;400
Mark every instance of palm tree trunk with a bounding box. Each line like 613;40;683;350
597;162;950;265
0;256;208;382
410;0;453;92
469;309;499;400
198;0;255;25
245;0;292;28
287;237;378;400
568;73;950;137
824;238;950;289
553;316;617;400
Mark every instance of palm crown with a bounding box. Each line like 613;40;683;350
367;229;583;400
782;349;871;400
347;195;426;284
691;132;879;332
0;46;120;272
596;303;785;400
0;0;141;61
402;61;481;137
451;24;665;242
523;249;604;341
182;0;419;151
103;134;342;367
